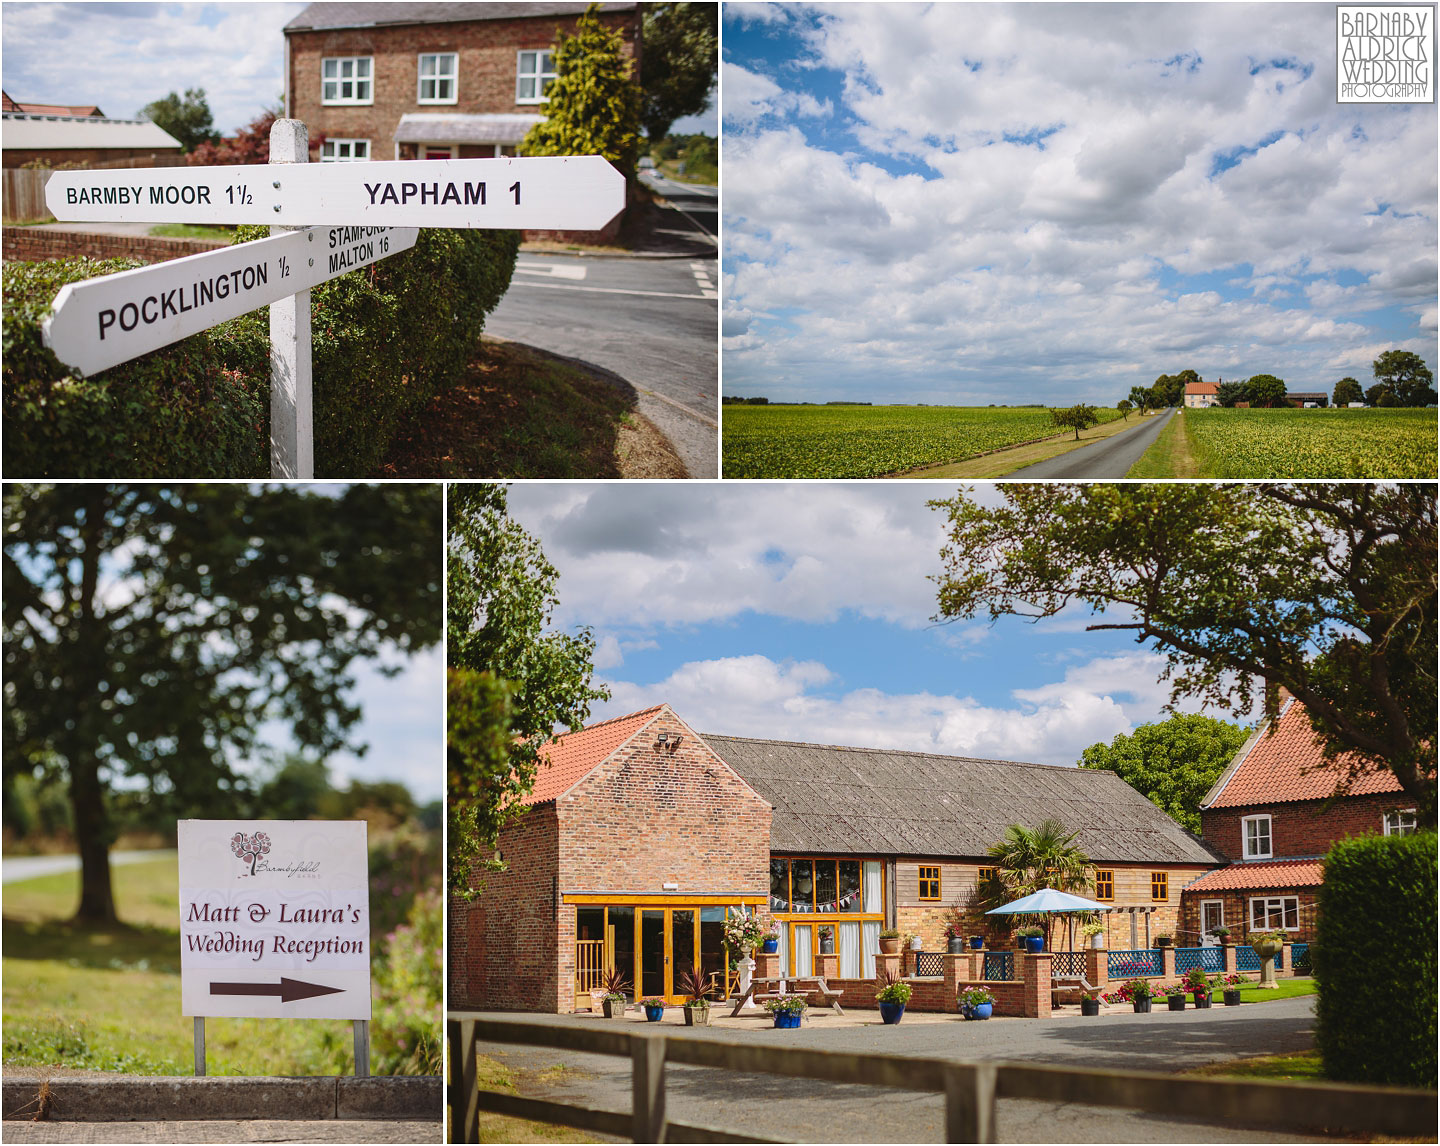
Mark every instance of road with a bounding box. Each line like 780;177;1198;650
1006;408;1176;478
488;251;718;477
3;849;175;883
639;171;718;246
467;998;1346;1143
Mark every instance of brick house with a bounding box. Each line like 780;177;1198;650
1178;697;1418;944
283;2;640;163
1183;380;1219;407
450;704;1226;1013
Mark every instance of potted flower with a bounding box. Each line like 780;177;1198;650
1158;982;1187;1011
943;920;966;955
1081;922;1105;950
765;994;807;1029
1247;928;1286;959
722;907;769;957
676;965;714;1027
959;986;994;1020
970;935;985;950
1210;925;1231;942
1124;978;1155;1013
760;924;781;954
878;928;902;954
876;977;912;1024
819;925;835;955
1185;967;1214;1009
1220;972;1247;1006
1079;988;1101;1017
599;968;630;1019
640;997;666;1022
1101;983;1132;1007
1017;925;1045;954
1153;934;1173;948
905;931;923;952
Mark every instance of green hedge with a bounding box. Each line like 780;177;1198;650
3;226;519;477
1313;830;1436;1087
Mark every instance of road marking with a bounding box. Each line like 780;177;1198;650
689;261;718;299
516;261;587;280
511;281;714;301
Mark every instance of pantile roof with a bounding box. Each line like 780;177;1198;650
2;92;104;116
701;733;1222;866
1184;859;1324;892
286;3;635;32
524;705;664;806
1184;381;1219;395
1202;700;1405;809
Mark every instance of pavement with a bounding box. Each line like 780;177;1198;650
2;850;174;884
1006;407;1176;478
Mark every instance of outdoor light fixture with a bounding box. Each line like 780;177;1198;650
655;732;682;749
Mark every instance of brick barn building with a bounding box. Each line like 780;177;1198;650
1179;697;1419;944
449;704;1226;1013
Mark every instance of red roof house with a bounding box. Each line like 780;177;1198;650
1183;380;1220;408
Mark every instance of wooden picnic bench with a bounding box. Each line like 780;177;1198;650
729;975;845;1017
1051;973;1099;1004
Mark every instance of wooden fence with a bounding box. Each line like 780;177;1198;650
3;156;188;223
447;1014;1437;1144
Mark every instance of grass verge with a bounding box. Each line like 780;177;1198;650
1232;978;1318;1004
373;338;686;478
471;1054;604;1144
1126;407;1199;477
148;224;236;242
899;412;1156;478
1185;1049;1325;1083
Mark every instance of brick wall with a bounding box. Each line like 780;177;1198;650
3;148;183;169
3;229;225;264
1201;793;1410;862
1179;888;1320;942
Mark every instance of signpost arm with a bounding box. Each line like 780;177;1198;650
353;1019;370;1078
268;119;313;479
193;1017;206;1076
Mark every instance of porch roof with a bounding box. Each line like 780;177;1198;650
1184;859;1324;893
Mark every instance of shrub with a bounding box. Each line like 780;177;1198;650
3;256;266;476
1314;831;1436;1087
370;887;442;1075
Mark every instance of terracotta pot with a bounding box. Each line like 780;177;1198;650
879;937;901;954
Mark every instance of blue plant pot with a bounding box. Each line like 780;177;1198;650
644;1005;665;1022
961;1002;993;1021
969;937;984;949
773;1010;801;1028
879;1001;906;1025
1024;936;1044;954
761;938;779;953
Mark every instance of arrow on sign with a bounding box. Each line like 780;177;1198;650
210;978;345;1004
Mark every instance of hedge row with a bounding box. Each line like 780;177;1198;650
3;227;519;477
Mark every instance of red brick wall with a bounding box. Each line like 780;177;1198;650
3;148;183;169
1201;793;1409;862
1179;888;1320;942
3;229;225;264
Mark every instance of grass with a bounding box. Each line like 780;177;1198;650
1231;978;1318;1004
458;1053;603;1144
3;859;355;1076
1186;1049;1326;1083
148;224;236;242
1126;408;1199;477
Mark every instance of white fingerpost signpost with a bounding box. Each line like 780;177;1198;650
178;819;372;1076
40;120;626;478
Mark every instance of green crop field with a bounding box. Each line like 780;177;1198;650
721;405;1123;479
1182;408;1437;478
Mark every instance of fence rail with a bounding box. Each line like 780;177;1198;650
1236;947;1283;972
1108;949;1163;977
1174;947;1224;975
1050;951;1086;978
915;951;945;977
982;951;1014;981
447;1014;1437;1144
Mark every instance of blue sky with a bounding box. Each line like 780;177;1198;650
505;483;1246;768
722;2;1438;405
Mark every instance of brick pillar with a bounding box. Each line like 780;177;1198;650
1021;952;1052;1018
1222;942;1237;973
875;952;901;983
1279;942;1292;977
1160;945;1176;982
816;952;838;980
1084;947;1108;989
756;951;780;979
943;953;963;1013
968;950;985;980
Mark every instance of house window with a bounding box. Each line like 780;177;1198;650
1094;870;1114;901
320;139;369;162
1242;814;1273;860
1384;809;1417;836
1150;872;1168;901
978;866;997;884
418;52;458;103
322;56;372;104
1249;895;1299;931
516;49;557;102
918;866;940;901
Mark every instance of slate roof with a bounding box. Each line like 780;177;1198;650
1185;858;1324;892
1201;699;1405;809
285;3;636;32
700;733;1223;866
393;113;542;145
523;705;665;806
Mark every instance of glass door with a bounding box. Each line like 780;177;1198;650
640;909;667;999
634;907;707;1003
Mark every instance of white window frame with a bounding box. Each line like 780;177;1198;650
418;52;458;104
1241;814;1273;860
1248;895;1299;932
516;49;557;103
1200;899;1225;942
1383;808;1417;835
322;56;373;105
320;138;370;162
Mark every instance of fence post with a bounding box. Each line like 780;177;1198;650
268;118;313;479
632;1033;667;1143
448;1018;478;1144
944;1061;997;1143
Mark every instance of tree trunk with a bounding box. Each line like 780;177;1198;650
70;750;118;924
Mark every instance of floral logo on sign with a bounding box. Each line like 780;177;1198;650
230;831;271;876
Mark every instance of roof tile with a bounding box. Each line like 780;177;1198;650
1184;859;1324;892
524;705;664;805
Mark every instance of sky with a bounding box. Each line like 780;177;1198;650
504;482;1248;770
1;2;715;139
721;2;1439;405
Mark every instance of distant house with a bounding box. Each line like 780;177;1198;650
282;2;640;162
2;91;105;117
1183;380;1219;407
1178;696;1416;944
1;110;182;169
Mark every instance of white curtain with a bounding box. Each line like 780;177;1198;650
839;922;861;979
778;922;790;977
862;921;881;979
794;924;813;977
863;861;883;913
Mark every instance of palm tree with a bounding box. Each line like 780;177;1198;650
981;818;1093;946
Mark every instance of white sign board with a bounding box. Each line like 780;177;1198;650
42;225;416;377
179;820;371;1021
46;155;625;230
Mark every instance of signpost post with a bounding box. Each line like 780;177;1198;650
40;119;626;478
178;819;372;1076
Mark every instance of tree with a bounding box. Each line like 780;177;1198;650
522;3;643;179
1216;381;1247;407
1079;714;1250;833
141;88;218;152
186;101;320;166
1365;382;1392;408
1151;373;1186;407
1332;377;1363;407
981;818;1092;944
3;484;442;923
1128;385;1153;414
930;484;1437;822
1246;373;1288;407
1116;399;1132;421
640;2;718;142
1050;403;1099;440
1372;349;1437;407
447;485;609;898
